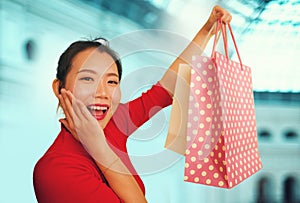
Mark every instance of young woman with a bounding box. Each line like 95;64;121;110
33;5;232;203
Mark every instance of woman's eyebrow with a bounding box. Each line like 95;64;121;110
77;68;97;74
77;69;119;78
106;72;119;78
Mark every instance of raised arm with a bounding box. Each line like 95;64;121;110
159;5;232;96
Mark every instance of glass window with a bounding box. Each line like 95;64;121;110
258;128;272;140
283;176;299;203
24;39;36;61
284;130;298;140
256;176;275;203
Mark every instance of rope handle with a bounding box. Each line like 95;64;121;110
211;19;244;70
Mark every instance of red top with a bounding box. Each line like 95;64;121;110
33;83;172;203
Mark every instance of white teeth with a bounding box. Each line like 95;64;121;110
89;106;108;111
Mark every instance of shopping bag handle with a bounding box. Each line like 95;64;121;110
211;19;244;70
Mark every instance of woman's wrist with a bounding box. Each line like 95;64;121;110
102;157;121;174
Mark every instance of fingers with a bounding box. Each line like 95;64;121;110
213;5;232;24
61;89;87;138
77;100;93;121
59;89;75;130
59;89;90;128
60;89;100;139
63;90;82;124
60;89;91;140
64;90;92;121
221;13;232;24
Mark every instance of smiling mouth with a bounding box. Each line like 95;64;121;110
87;105;109;120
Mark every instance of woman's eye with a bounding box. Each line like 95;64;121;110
80;77;94;82
108;80;119;85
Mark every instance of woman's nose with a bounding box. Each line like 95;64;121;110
95;81;108;98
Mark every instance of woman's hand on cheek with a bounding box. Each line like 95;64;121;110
60;89;107;158
58;88;78;139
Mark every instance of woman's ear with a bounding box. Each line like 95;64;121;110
52;79;60;98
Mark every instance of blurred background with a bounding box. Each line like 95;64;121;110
0;0;299;202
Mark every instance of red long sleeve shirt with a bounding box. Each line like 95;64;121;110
33;83;172;203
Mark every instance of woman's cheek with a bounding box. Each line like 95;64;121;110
73;85;93;101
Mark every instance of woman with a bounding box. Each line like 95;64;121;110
33;5;232;203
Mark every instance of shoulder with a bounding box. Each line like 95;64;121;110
33;152;120;203
34;150;99;179
33;151;100;194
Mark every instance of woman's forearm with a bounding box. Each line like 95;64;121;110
91;139;147;203
159;26;212;97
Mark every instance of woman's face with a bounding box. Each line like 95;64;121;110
64;47;121;128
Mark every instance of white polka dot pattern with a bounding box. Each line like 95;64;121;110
184;53;263;188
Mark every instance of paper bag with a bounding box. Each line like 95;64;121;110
165;64;191;155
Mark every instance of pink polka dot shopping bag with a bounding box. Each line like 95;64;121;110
184;20;263;188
